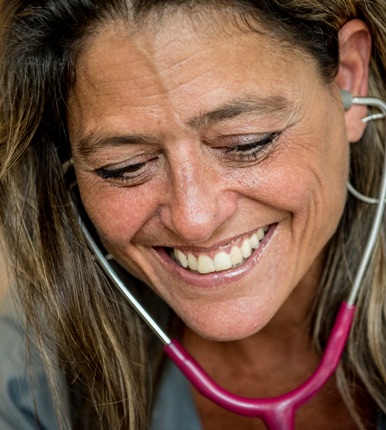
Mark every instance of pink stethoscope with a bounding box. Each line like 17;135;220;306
75;92;386;429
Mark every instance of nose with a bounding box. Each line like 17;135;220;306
159;154;237;243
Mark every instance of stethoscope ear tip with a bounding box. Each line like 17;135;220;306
340;89;353;111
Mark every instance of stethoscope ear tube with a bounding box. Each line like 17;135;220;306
345;96;386;305
77;215;172;345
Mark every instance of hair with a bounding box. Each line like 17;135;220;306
1;0;386;428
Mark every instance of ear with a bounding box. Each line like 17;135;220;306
335;19;371;142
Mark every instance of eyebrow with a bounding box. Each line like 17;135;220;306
76;133;157;158
187;95;291;129
74;94;291;158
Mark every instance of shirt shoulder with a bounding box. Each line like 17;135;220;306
150;357;202;430
0;294;68;430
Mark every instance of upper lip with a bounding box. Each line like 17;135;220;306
153;225;270;253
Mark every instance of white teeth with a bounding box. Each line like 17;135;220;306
230;246;243;265
187;253;198;271
257;228;265;240
213;252;233;271
175;249;188;268
240;239;252;258
172;225;269;274
197;255;215;274
250;233;259;249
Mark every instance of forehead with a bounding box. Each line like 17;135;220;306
68;13;319;142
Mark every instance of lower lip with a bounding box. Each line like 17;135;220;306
153;225;276;289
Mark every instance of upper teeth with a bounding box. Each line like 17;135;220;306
172;226;268;274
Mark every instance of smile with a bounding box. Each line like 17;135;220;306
170;226;269;274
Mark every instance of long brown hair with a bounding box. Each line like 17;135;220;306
1;1;386;428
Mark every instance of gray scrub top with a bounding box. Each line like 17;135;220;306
1;296;385;430
0;296;69;430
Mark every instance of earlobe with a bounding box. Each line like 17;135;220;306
335;19;372;142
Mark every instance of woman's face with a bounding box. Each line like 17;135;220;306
68;15;349;341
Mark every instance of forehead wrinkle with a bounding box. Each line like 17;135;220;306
69;19;300;160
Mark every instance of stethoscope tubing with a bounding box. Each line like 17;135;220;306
163;303;355;429
77;94;386;429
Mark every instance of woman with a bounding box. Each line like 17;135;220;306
1;0;386;428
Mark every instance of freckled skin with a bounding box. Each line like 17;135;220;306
68;16;349;343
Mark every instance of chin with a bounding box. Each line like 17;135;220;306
180;308;271;342
188;324;263;342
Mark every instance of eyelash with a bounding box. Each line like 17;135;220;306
96;162;146;180
222;132;280;160
95;158;157;185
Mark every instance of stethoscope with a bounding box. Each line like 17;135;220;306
70;91;386;430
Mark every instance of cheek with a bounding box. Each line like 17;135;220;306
236;134;349;243
280;126;349;207
274;142;349;254
238;153;347;215
76;174;158;246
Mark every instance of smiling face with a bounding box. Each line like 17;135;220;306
68;12;349;341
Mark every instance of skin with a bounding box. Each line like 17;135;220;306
68;12;371;429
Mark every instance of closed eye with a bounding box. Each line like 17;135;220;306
216;132;280;162
96;161;146;180
94;154;160;186
225;132;279;153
